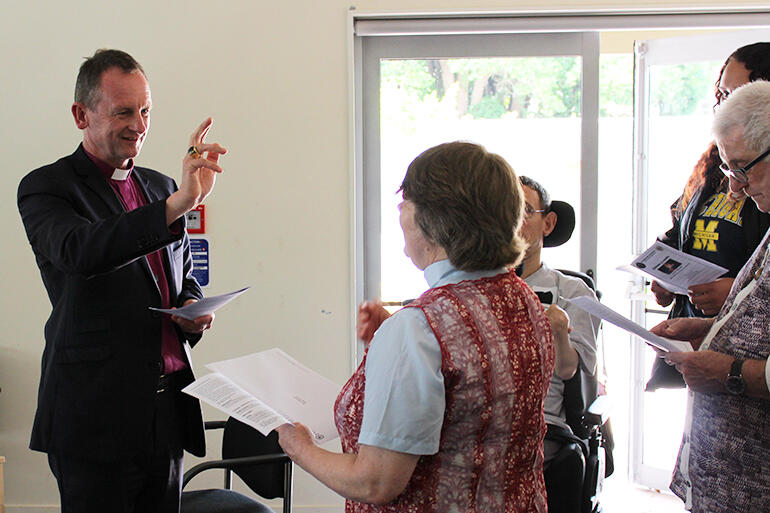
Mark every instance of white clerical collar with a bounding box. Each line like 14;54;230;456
82;146;134;181
111;167;132;181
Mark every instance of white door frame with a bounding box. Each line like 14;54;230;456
630;28;770;490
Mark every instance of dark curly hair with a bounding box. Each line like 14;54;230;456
714;43;770;106
680;42;770;213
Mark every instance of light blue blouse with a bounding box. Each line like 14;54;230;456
358;259;507;455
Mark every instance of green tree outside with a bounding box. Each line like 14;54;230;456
380;55;716;121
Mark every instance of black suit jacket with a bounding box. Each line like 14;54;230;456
18;145;206;461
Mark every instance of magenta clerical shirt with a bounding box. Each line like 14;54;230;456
85;149;187;374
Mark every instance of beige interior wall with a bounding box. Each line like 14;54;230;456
0;0;766;511
601;29;730;52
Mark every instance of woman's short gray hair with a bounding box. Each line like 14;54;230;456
398;141;526;271
713;80;770;153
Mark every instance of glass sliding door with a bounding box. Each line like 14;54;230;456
357;32;600;327
630;28;770;490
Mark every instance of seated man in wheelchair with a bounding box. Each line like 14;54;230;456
517;176;602;510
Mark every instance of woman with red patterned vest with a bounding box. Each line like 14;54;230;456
277;142;557;512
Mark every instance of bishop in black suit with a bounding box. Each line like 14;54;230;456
17;49;227;513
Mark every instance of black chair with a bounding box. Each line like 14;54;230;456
543;269;614;513
558;269;601;301
181;417;293;513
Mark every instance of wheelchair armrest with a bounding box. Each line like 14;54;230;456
584;395;611;427
182;453;291;488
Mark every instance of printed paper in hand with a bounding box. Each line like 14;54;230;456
183;348;340;442
149;286;250;320
619;242;728;295
564;295;693;353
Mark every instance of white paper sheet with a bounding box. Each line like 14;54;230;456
619;242;728;295
149;286;250;320
183;348;339;442
183;372;290;434
564;295;693;353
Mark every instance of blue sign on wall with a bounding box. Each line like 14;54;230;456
190;238;209;287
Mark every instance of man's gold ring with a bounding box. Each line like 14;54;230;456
187;146;201;159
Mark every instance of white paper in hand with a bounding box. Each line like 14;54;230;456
620;242;727;295
563;295;693;353
149;286;250;320
184;348;340;442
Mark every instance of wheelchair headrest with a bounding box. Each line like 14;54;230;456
544;200;575;248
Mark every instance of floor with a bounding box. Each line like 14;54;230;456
601;477;687;513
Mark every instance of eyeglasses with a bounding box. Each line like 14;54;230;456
720;146;770;184
524;203;546;219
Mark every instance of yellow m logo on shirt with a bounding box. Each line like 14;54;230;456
692;220;719;252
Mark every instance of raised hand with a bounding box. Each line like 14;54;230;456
356;300;391;344
545;304;578;380
544;303;570;340
166;118;227;225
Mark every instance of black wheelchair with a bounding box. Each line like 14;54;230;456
543;269;614;513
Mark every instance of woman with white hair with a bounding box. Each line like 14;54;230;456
654;80;770;513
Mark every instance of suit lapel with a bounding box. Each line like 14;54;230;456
71;148;162;300
70;146;126;216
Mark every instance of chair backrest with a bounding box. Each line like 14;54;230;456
557;268;601;300
562;369;589;439
556;269;601;439
222;418;286;499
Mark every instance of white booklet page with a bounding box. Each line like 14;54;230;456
619;242;728;295
183;348;340;442
150;287;250;320
564;295;693;353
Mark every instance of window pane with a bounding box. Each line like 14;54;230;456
646;61;723;247
380;56;583;301
596;53;635;480
642;59;723;472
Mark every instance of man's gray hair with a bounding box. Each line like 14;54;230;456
713;80;770;153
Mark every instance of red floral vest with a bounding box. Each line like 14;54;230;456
335;270;554;513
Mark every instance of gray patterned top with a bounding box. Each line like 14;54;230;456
671;228;770;512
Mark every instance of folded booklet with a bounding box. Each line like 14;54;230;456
183;348;340;442
618;242;728;295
